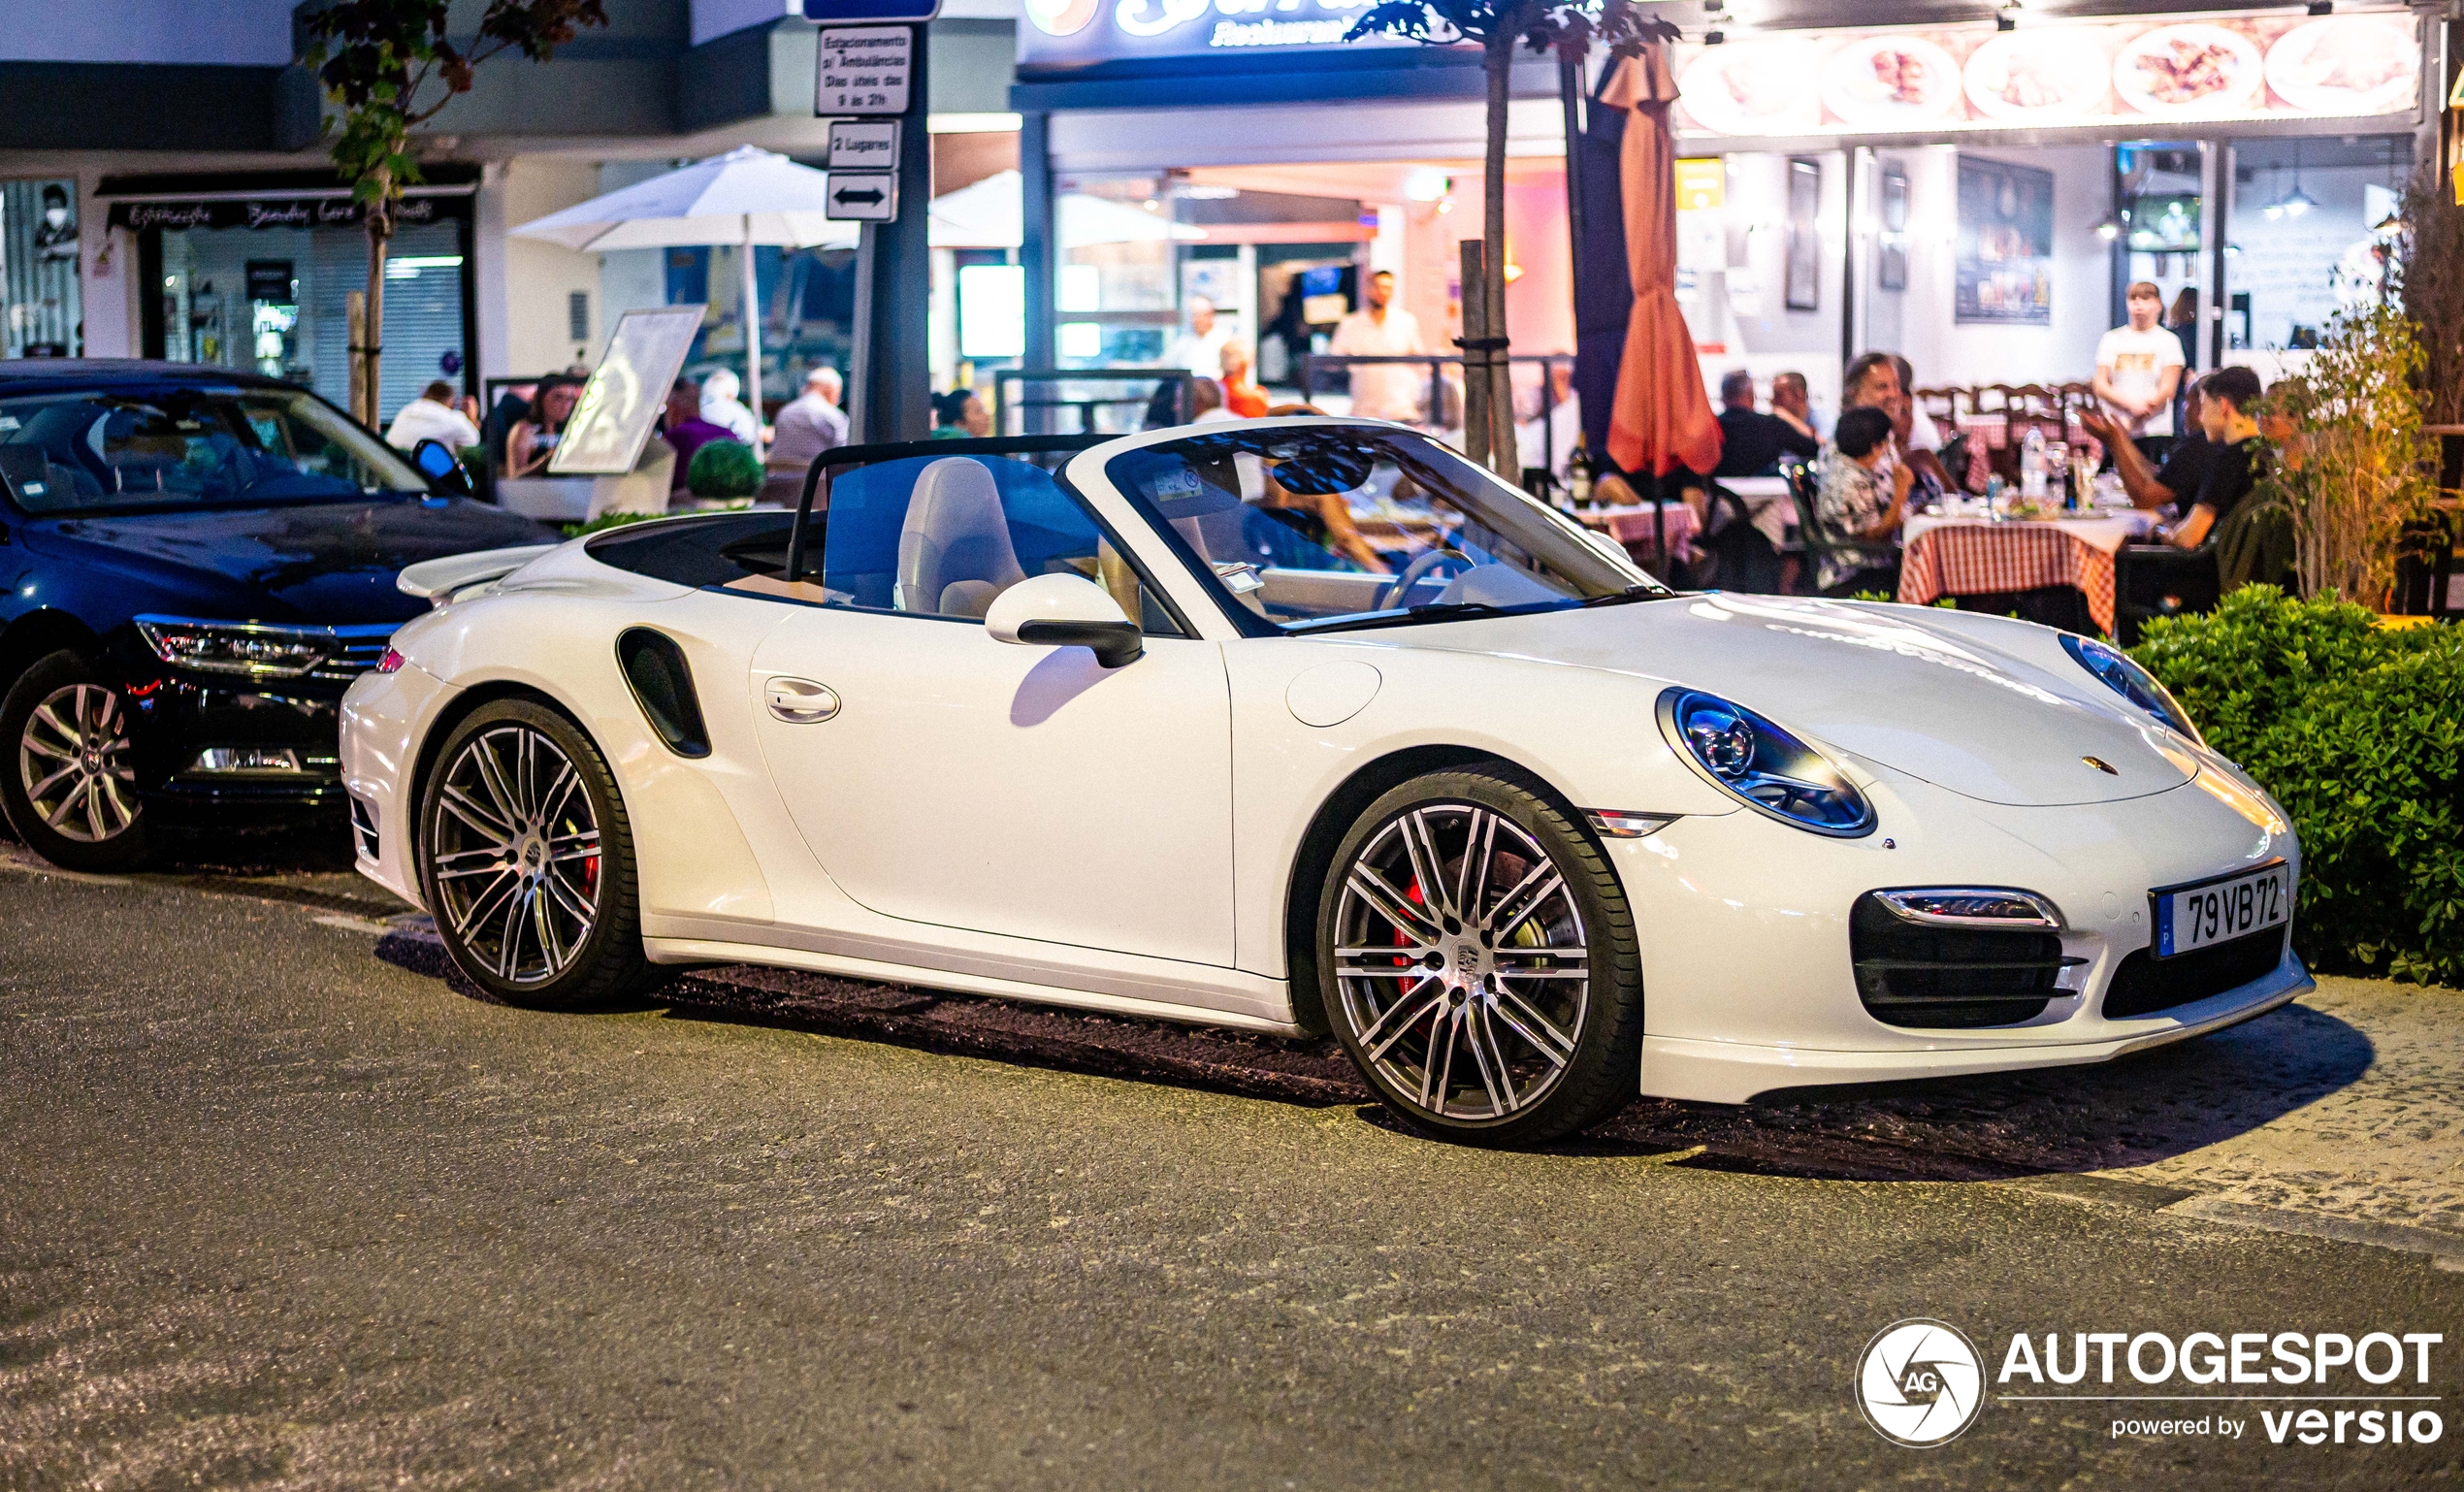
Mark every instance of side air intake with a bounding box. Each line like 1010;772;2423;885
616;628;711;759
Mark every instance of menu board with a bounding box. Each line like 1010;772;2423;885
1673;8;2420;139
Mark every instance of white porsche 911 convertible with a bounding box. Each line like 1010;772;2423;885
340;417;2307;1145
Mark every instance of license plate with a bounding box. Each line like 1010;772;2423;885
2153;860;2291;958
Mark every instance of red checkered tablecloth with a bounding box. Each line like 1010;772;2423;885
1898;519;2124;634
1575;503;1700;569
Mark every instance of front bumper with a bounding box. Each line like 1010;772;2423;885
109;632;388;827
1640;948;2310;1103
1615;759;2308;1104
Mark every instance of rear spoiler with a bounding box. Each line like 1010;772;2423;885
397;544;559;604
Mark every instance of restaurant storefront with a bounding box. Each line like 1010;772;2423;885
1008;4;1579;434
1657;6;2438;423
103;171;480;427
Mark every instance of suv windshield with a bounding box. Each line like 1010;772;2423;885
1107;425;1664;632
0;384;428;514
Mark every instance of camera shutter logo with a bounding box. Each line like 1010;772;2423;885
1856;1319;1985;1446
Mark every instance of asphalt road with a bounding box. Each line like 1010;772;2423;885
4;861;2461;1489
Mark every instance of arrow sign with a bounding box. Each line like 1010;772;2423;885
827;172;899;222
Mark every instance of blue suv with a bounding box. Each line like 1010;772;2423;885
0;362;552;870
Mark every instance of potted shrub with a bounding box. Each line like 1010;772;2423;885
2253;303;2438;606
686;438;764;503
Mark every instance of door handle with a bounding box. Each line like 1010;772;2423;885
765;677;840;723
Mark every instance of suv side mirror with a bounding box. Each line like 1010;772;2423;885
985;572;1144;668
410;438;472;498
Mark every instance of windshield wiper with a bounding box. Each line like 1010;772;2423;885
1580;585;1671;608
1289;601;1513;634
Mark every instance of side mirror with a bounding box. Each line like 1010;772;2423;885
409;438;472;498
985;572;1144;668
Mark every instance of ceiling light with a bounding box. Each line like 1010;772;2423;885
1404;167;1451;203
2282;186;2317;216
2093;211;2123;241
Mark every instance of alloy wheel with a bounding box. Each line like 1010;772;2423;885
16;683;138;844
428;724;603;986
1332;802;1590;1123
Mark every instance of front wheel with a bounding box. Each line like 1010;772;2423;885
418;698;656;1010
1316;768;1643;1147
0;650;148;873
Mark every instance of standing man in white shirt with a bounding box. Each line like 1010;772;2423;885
2093;281;2187;460
1327;270;1427;424
1169;297;1232;380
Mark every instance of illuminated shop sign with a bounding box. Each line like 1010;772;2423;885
105;194;468;232
1019;0;1406;62
1673;7;2421;140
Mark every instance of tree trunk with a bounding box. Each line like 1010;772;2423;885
359;190;392;431
1481;24;1517;476
1460;237;1490;470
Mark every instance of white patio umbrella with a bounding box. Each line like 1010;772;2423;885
510;146;858;458
928;170;1209;249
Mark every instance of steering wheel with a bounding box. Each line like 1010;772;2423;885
1375;546;1474;613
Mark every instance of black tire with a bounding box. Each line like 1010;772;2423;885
1315;766;1642;1147
0;649;148;873
418;697;657;1010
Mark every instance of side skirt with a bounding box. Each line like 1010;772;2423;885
642;937;1304;1036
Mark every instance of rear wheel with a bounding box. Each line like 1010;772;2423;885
418;698;654;1009
1316;768;1642;1147
0;650;148;873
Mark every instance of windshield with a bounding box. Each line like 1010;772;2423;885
1107;424;1663;632
0;384;428;515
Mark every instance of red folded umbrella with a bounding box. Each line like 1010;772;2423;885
1601;46;1724;479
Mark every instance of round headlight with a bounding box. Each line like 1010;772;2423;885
2060;634;2201;744
1657;688;1874;837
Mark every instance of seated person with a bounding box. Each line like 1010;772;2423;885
928;389;991;439
2157;367;2266;551
1218;342;1269;419
659;380;733;496
2085;385;2214;517
1713;370;1820;478
1812;405;1910;595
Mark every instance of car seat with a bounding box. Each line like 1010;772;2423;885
893;457;1027;618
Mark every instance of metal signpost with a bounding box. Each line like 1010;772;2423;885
814;2;937;443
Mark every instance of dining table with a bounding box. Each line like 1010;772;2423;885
1897;505;2159;636
1572;502;1702;572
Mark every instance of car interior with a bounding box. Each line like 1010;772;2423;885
587;447;1183;634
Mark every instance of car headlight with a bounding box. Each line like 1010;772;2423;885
2060;634;2200;743
135;617;331;677
1656;687;1875;837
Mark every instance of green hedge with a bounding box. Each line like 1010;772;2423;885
2131;587;2464;987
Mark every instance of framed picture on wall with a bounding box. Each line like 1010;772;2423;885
1784;157;1821;311
1878;169;1909;291
1955;155;2054;325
